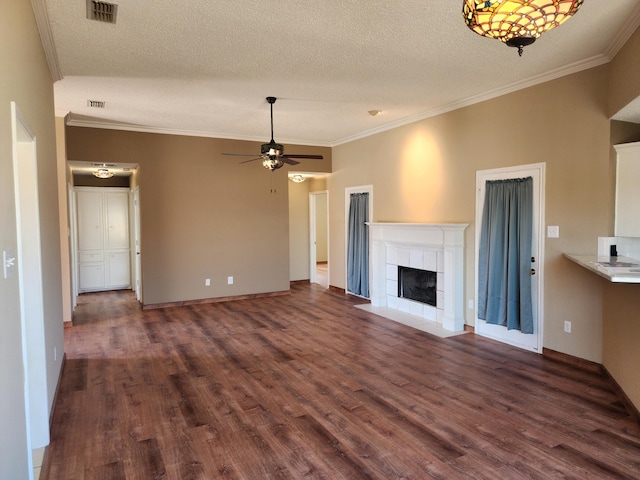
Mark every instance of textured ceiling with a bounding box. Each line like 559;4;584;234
40;0;640;147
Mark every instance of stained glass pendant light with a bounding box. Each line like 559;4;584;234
462;0;583;56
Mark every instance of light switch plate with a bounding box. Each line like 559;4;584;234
547;226;559;238
3;249;16;279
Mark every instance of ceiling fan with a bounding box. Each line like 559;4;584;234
223;97;323;171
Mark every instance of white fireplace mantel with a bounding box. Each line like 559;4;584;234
367;222;468;332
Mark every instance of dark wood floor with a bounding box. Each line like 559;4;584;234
44;283;640;479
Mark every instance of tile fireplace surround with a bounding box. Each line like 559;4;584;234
368;223;468;332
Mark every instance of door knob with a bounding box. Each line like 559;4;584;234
530;269;536;275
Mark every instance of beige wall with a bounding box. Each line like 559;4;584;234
603;283;640;409
608;26;640;118
329;65;612;363
1;0;64;476
65;128;331;305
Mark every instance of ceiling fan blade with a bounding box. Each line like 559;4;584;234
282;154;324;160
282;158;300;166
239;157;263;164
223;152;261;157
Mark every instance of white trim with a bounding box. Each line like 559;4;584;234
604;5;640;60
68;183;78;308
30;0;63;82
12;102;47;478
66;117;334;148
132;186;142;302
474;162;546;353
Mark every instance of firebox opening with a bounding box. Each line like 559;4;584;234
398;266;436;307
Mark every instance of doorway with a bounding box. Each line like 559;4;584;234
475;163;545;353
132;186;142;302
309;191;329;288
345;185;373;298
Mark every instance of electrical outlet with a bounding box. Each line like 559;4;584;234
564;321;572;333
205;278;211;286
227;276;234;285
547;225;560;238
468;299;474;309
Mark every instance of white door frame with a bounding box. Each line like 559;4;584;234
68;183;78;308
132;186;142;302
309;190;328;286
12;102;48;477
345;185;373;297
475;162;546;353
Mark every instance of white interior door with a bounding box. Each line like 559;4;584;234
475;163;545;353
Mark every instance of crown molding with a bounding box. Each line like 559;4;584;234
31;0;63;82
65;117;333;147
604;3;640;60
332;54;610;147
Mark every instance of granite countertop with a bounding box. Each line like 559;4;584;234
564;254;640;283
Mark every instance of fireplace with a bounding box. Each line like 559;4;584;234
368;223;468;332
398;266;436;306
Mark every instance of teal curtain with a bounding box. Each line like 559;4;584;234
478;177;533;334
347;192;369;297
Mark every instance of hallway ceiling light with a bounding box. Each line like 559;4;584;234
290;174;305;183
462;0;583;56
93;168;114;179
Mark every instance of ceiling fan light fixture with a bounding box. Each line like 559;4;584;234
223;96;323;171
262;158;284;171
462;0;583;56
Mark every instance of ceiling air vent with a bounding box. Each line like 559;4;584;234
87;100;106;108
87;1;118;24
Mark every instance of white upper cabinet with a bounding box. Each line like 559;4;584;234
77;190;104;251
614;142;640;237
106;192;130;249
